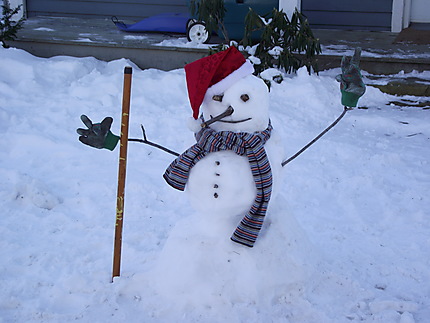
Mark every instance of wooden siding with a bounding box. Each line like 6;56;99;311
26;0;189;21
301;0;392;31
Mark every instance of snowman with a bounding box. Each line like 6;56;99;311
163;46;284;248
77;46;365;308
77;47;365;249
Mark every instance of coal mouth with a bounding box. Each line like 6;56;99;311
210;116;252;124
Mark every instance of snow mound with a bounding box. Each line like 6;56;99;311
1;47;429;322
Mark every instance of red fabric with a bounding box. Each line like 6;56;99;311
185;47;246;119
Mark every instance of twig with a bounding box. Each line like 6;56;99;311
129;106;349;164
128;125;180;157
281;106;350;167
201;106;234;128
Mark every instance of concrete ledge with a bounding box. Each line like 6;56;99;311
11;38;430;75
370;80;430;97
8;17;430;74
9;39;208;71
316;55;430;75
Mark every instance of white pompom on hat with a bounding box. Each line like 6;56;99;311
184;46;254;120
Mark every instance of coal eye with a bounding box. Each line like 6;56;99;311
241;94;249;102
212;95;223;102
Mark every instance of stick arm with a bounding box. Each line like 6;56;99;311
128;125;180;157
281;106;350;167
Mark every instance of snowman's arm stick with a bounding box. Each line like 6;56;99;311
128;125;180;157
127;106;234;156
281;106;350;167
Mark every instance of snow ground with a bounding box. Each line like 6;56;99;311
0;47;429;322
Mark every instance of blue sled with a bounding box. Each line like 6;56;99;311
112;13;190;34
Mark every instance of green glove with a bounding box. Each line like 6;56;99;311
77;115;120;151
335;47;366;107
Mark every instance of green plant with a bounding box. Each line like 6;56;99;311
189;0;229;42
243;8;321;75
208;43;229;55
0;0;25;48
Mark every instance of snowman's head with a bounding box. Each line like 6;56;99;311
201;74;270;133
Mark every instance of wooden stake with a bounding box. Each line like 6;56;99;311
112;66;132;281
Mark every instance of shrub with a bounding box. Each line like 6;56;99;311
243;8;321;75
0;0;25;48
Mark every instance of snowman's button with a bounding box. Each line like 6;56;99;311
215;173;220;176
214;184;219;188
215;161;220;165
214;193;219;198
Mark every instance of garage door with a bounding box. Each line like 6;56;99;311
26;0;189;21
301;0;392;31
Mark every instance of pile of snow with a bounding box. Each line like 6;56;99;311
0;47;429;322
154;36;214;49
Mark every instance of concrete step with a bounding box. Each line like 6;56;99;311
386;98;430;109
367;75;430;97
9;17;430;75
313;29;430;75
8;17;430;106
364;74;430;109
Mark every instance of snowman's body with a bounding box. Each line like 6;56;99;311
150;74;310;306
148;51;319;306
185;75;284;219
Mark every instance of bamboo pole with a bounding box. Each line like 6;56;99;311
112;66;132;281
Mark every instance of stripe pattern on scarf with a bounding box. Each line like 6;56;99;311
163;122;273;248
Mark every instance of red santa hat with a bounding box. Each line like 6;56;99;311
185;46;254;119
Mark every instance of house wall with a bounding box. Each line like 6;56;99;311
410;0;430;23
300;0;393;31
278;0;299;17
7;0;25;19
24;0;430;31
26;0;189;21
392;0;430;32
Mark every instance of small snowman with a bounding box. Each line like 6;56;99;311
163;46;284;247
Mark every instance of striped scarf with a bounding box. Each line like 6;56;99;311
163;122;273;247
